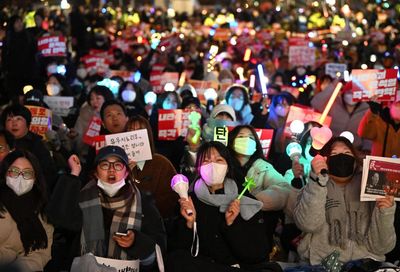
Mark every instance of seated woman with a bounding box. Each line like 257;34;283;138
168;141;273;271
294;136;396;264
0;150;53;271
47;146;166;271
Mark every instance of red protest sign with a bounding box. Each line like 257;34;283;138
38;36;67;57
82;116;102;146
158;109;200;140
81;54;110;75
187;79;219;104
288;38;315;68
109;70;134;81
150;72;179;93
159;34;181;52
284;104;332;137
26;106;52;137
213;28;231;42
92;135;106;154
351;69;398;102
111;39;133;53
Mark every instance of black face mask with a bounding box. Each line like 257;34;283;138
327;153;355;178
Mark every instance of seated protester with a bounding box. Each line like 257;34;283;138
181;104;237;184
126;115;178;219
168;141;273;271
47;146;166;271
0;150;53;271
1;104;58;194
0;130;15;164
118;81;148;118
293;136;396;264
225;84;254;125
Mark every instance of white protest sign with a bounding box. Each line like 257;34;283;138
43;96;74;117
325;63;347;79
95;256;139;272
105;129;152;162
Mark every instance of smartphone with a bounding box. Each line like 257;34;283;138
114;232;128;237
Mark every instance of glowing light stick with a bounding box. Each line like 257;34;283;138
171;174;193;215
340;131;354;143
178;72;186;87
286;142;303;162
237;177;256;200
257;64;268;95
289;120;305;135
188;111;201;145
144;91;157;105
310;126;333;150
318;82;343;124
243;48;251;62
249;75;256;89
236;67;245;81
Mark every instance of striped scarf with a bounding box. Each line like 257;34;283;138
79;179;142;259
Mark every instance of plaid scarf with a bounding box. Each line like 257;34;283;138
79;179;142;259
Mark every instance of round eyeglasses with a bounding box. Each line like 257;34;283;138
98;160;125;171
7;167;35;180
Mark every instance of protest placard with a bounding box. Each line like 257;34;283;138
288;38;316;68
95;256;139;272
43;96;74;117
360;156;400;201
351;69;398;102
213;28;231;41
109;70;135;81
26;106;52;137
158;109;201;140
105;129;152;162
284;105;332;137
159;34;181;52
187;80;219;103
325;63;347;79
81;54;110;75
38;36;67;57
82;116;102;146
111;38;133;53
93;135;106;153
150;72;179;93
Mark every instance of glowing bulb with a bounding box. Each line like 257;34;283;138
144;91;157;104
23;85;34;94
370;54;377;63
290;120;305;134
342;40;349;46
361;64;368;70
164;83;175;92
286;142;303;160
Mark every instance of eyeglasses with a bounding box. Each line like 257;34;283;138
98;160;125;171
7;167;35;180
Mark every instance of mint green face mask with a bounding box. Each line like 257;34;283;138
234;137;257;156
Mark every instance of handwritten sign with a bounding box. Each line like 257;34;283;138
158;109;201;140
82;116;102;146
288;38;316;68
95;256;139;272
38;36;66;57
285;105;332;137
25;106;52;137
351;69;398;102
43;96;74;117
105;129;152;162
325;63;347;79
150;72;179;93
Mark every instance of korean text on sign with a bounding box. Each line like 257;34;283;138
26;106;52;137
38;36;67;57
351;69;398;102
158;109;201;141
105;129;153;162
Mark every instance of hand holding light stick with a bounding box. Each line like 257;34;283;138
171;174;193;215
237;177;256;200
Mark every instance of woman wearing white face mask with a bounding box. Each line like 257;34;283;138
118;81;148;118
0;150;53;271
225;85;254;125
169;141;276;272
47;146;166;270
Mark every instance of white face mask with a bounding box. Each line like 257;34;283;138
343;93;357;106
6;176;34;196
77;68;87;79
234;137;257;156
229;98;244;111
47;84;61;96
200;162;227;186
121;89;136;102
97;178;126;197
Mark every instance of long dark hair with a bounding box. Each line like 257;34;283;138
227;125;266;172
0;149;48;255
195;141;235;181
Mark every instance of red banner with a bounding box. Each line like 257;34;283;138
351;69;398;102
150;72;179;93
288;38;315;68
38;36;67;57
158;109;201;140
82;116;102;146
26;106;52;137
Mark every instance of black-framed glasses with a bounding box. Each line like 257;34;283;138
98;160;125;171
7;167;35;180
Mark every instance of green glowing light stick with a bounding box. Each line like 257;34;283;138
188;111;201;145
237;177;256;200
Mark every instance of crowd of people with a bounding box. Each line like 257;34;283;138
0;0;400;271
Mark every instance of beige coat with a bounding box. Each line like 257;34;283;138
0;211;53;271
